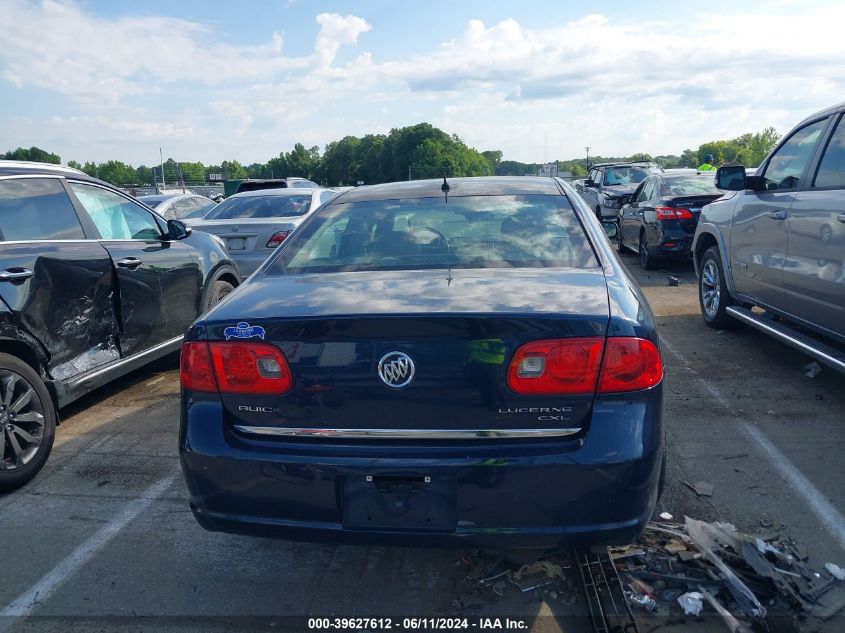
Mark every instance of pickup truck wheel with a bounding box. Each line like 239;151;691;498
639;233;659;270
0;353;56;491
698;246;736;329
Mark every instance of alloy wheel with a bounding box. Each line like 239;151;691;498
701;259;721;320
0;370;46;471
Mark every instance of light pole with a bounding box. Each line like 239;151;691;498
159;147;165;191
585;146;590;168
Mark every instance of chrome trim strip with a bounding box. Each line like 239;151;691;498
726;306;845;373
232;426;582;439
68;335;184;386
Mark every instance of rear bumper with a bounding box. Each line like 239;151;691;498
229;251;272;279
654;225;695;259
179;389;664;549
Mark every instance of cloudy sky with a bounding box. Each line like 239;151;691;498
1;0;843;167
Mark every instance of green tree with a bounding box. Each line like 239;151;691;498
96;160;136;186
626;152;653;162
355;133;386;184
178;161;206;182
2;146;60;164
482;150;503;174
221;160;247;180
67;160;82;170
136;165;154;184
323;136;361;185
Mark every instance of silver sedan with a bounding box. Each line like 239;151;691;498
188;187;338;279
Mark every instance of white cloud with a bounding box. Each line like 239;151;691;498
2;2;845;164
314;13;372;68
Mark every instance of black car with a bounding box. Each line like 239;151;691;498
0;160;240;491
179;176;665;551
618;171;725;269
577;162;665;220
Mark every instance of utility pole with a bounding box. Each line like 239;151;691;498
159;147;165;191
408;164;411;181
585;146;591;168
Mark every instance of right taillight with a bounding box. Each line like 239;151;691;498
507;338;604;395
506;337;662;396
597;337;663;393
266;230;291;248
655;206;693;220
180;341;292;395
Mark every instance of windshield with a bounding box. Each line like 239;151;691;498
660;177;722;197
267;194;598;275
603;166;651;186
205;194;313;220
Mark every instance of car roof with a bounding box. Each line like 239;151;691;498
336;177;561;203
798;101;845;127
0;160;95;179
228;187;333;199
592;161;658;168
138;193;198;202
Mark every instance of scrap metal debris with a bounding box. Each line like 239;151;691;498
612;517;845;631
804;361;823;378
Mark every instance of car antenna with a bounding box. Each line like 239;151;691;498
441;171;450;203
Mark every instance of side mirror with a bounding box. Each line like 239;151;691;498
584;179;597;188
167;219;192;240
601;221;618;239
618;194;632;206
715;165;747;191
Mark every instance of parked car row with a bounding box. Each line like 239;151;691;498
187;187;339;278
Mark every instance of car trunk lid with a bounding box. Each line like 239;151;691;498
201;268;610;438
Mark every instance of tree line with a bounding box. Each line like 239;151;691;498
3;124;780;188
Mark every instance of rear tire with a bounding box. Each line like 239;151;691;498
0;353;56;492
617;226;627;253
203;279;235;313
639;232;659;270
698;246;736;329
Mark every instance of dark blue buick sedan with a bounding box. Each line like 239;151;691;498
179;176;665;550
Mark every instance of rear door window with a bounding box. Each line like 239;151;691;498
69;183;163;240
0;178;85;241
270;195;599;274
813;116;845;189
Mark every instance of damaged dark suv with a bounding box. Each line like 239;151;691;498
0;161;240;491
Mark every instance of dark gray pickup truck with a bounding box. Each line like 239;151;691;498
692;102;845;372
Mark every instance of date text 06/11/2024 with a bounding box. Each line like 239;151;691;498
306;617;529;630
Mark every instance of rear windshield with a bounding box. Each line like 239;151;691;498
139;198;163;208
205;194;312;220
267;194;598;274
660;177;721;197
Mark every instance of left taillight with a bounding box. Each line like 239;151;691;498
180;341;292;395
180;342;217;392
266;230;291;248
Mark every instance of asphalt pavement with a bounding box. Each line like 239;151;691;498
0;250;842;633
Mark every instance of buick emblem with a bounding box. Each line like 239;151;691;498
378;351;415;388
231;225;239;232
